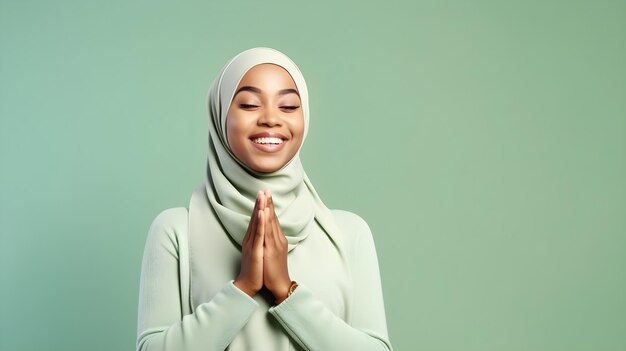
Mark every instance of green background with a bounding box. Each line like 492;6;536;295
1;0;625;350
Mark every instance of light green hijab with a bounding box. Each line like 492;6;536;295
188;47;345;270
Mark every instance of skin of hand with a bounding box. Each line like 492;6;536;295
233;191;266;297
261;189;292;304
234;190;292;304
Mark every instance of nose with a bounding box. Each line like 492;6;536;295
257;107;282;127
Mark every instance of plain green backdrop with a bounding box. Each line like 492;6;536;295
1;0;625;350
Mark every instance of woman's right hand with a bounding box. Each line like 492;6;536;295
234;191;265;297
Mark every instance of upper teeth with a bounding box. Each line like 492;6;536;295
253;137;283;144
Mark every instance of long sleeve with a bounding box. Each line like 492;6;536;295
136;208;259;351
267;212;393;351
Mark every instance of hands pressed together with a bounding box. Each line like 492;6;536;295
233;190;293;304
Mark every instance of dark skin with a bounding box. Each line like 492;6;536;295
234;190;291;304
230;64;303;304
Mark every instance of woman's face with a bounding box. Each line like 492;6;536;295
226;63;305;173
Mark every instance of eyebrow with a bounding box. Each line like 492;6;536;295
233;86;300;98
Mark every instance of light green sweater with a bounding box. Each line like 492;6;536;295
136;207;392;351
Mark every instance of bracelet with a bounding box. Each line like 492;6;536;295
275;280;298;305
287;280;298;297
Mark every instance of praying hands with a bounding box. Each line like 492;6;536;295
234;190;293;304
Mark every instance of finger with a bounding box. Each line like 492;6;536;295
274;213;284;246
264;191;273;220
267;192;281;226
251;191;261;228
263;207;274;245
266;190;274;215
267;194;283;244
254;209;265;249
243;194;261;247
254;190;262;211
272;209;283;244
261;191;267;211
268;199;278;240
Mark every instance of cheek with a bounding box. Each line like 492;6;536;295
292;115;305;143
226;113;245;149
227;109;248;128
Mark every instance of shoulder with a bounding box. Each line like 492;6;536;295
330;209;371;234
145;207;189;255
330;209;383;271
149;207;189;231
330;209;374;251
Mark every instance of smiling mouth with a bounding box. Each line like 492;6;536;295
249;137;287;153
250;137;284;145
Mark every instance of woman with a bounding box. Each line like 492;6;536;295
136;47;393;351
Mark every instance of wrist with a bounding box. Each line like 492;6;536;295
233;279;256;297
274;280;298;305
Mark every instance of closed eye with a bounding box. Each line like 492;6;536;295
281;105;300;111
240;104;259;109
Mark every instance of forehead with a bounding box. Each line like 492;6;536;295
237;63;298;89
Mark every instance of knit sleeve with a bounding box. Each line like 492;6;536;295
136;208;259;351
267;211;393;351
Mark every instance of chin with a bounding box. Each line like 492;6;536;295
248;160;285;174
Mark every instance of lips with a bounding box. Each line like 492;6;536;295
249;131;288;140
249;131;288;153
250;137;283;144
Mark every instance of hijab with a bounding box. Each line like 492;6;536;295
187;47;346;306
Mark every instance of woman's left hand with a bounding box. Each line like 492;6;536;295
261;190;292;304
